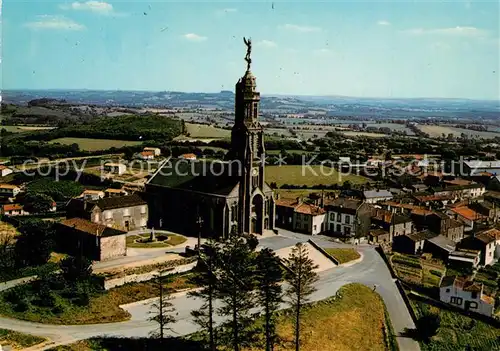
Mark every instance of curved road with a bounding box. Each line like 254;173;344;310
0;230;419;351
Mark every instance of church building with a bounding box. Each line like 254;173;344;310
145;38;275;238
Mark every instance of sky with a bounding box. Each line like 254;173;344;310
2;0;500;100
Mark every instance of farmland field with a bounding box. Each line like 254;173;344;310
416;125;500;139
341;131;388;138
184;123;231;139
265;165;369;186
0;125;56;133
411;298;500;351
49;138;142;151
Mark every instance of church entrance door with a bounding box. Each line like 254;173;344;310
251;194;263;234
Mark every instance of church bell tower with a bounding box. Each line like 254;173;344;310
231;37;267;235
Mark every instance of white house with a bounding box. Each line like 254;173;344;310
0;165;13;177
0;184;20;198
102;163;127;176
180;153;197;161
275;199;326;235
440;276;495;317
143;147;161;157
80;189;105;201
362;189;393;204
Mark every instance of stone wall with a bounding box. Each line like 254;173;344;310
100;235;127;261
102;261;197;290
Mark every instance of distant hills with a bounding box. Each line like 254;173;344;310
3;89;499;120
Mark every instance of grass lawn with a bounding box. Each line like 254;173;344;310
49;137;142;151
126;233;187;248
411;298;500;350
0;274;194;325
266;165;369;187
0;328;46;349
184;123;231;139
324;248;361;264
46;283;395;351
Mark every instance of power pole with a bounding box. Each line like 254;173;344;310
196;216;204;255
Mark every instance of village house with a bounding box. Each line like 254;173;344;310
324;198;373;238
57;217;127;261
137;151;155;160
179;153;197;160
362;189;393;204
462;160;500;176
275;198;326;235
143;147;161;157
368;228;391;244
392;230;437;255
424;235;456;261
102;163;127;176
66;194;148;232
431;184;486;199
448;205;486;232
105;188;128;198
440;276;495;317
459;228;500;266
0;184;20;198
80;189;105;201
469;200;500;223
448;249;481;269
1;203;25;216
371;208;412;242
0;165;13;177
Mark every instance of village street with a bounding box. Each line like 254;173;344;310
0;230;419;351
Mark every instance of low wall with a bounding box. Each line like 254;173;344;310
376;245;397;279
102;261;197;290
308;239;339;265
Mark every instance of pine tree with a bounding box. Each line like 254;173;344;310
188;240;219;351
283;243;319;351
217;234;258;351
256;248;283;351
149;273;177;341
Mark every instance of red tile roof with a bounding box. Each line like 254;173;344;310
2;204;23;211
450;206;485;222
141;151;154;157
60;218;126;237
295;203;325;215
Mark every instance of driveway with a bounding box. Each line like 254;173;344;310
0;230;419;351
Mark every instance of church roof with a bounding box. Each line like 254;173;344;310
148;158;240;196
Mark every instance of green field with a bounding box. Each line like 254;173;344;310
1;125;56;133
341;131;388;138
184;123;231;139
49;138;142;151
266;165;369;187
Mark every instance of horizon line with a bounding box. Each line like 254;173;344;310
2;88;499;103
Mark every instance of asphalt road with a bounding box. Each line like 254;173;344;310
0;230;420;351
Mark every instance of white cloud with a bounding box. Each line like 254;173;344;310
313;48;332;55
377;20;391;26
256;40;277;48
281;24;321;33
183;33;207;42
61;1;112;13
404;26;487;38
24;15;85;31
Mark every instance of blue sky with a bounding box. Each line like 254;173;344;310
2;0;499;99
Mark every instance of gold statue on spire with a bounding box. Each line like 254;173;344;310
243;37;252;71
